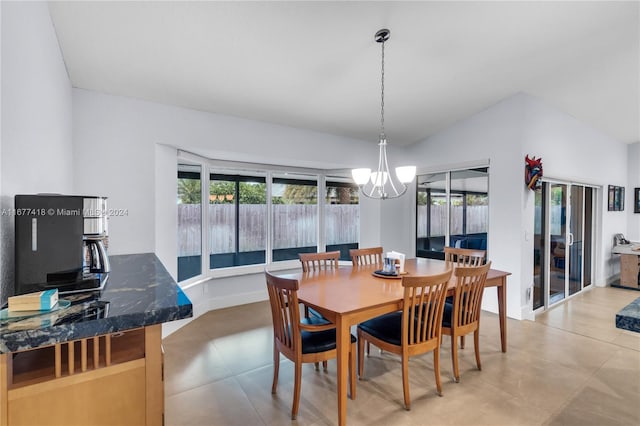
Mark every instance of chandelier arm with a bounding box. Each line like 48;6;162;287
381;142;403;197
365;182;377;199
376;140;386;195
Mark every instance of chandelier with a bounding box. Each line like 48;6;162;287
352;29;416;200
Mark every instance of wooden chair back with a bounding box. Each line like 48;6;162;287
265;271;301;355
401;269;453;348
349;247;383;267
299;251;340;272
451;262;491;331
444;247;486;267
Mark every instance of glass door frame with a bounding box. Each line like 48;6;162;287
535;179;597;312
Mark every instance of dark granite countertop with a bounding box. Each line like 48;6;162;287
616;297;640;333
0;253;192;353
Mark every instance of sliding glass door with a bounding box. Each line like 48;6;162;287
533;181;595;311
549;183;568;304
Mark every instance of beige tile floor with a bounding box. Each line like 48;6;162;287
163;287;640;425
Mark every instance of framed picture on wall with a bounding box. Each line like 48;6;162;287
635;188;640;213
608;185;625;211
608;185;615;211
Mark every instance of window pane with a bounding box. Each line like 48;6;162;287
209;175;266;269
449;168;488;251
209;179;236;267
272;177;318;261
449;193;464;235
177;165;202;281
466;193;489;234
326;182;359;261
416;173;446;257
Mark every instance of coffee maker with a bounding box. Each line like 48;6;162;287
14;194;110;295
82;197;110;275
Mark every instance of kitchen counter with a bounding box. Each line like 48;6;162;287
612;243;640;255
1;253;192;353
616;297;640;333
0;253;192;426
611;244;640;289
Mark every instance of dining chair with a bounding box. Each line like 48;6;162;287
357;269;453;410
299;252;340;322
444;247;486;267
443;247;486;349
441;262;491;383
298;250;341;370
299;251;340;272
265;270;357;420
349;246;384;267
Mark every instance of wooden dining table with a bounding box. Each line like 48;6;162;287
277;257;511;426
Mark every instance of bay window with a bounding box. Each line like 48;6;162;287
176;157;359;283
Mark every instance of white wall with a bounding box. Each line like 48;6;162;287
627;142;640;240
71;89;381;332
404;95;525;319
521;96;628;293
0;0;4;306
403;93;629;321
154;144;178;279
5;2;632;331
73;89;379;258
0;1;73;303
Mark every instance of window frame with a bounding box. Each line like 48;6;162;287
177;151;359;284
415;164;489;261
177;165;204;284
209;173;268;270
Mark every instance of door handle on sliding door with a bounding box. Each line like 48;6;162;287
568;233;574;246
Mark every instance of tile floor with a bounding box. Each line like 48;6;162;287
163;287;640;425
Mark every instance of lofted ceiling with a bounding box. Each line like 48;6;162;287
48;1;640;146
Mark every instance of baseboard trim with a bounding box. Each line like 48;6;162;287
163;289;267;338
207;290;268;311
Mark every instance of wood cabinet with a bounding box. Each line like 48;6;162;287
619;253;640;288
0;324;163;426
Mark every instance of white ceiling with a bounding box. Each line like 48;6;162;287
48;1;640;146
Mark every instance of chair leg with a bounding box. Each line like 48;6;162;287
291;360;302;420
460;335;465;349
401;355;411;410
349;342;356;399
474;330;482;371
434;349;443;396
271;346;280;394
366;341;370;356
314;362;319;370
357;330;365;379
451;334;460;383
323;360;328;371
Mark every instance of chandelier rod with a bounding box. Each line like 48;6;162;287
380;35;385;137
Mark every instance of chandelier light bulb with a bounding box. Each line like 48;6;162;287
352;168;372;185
396;166;417;184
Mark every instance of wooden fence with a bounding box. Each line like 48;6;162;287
178;204;359;256
417;205;488;237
